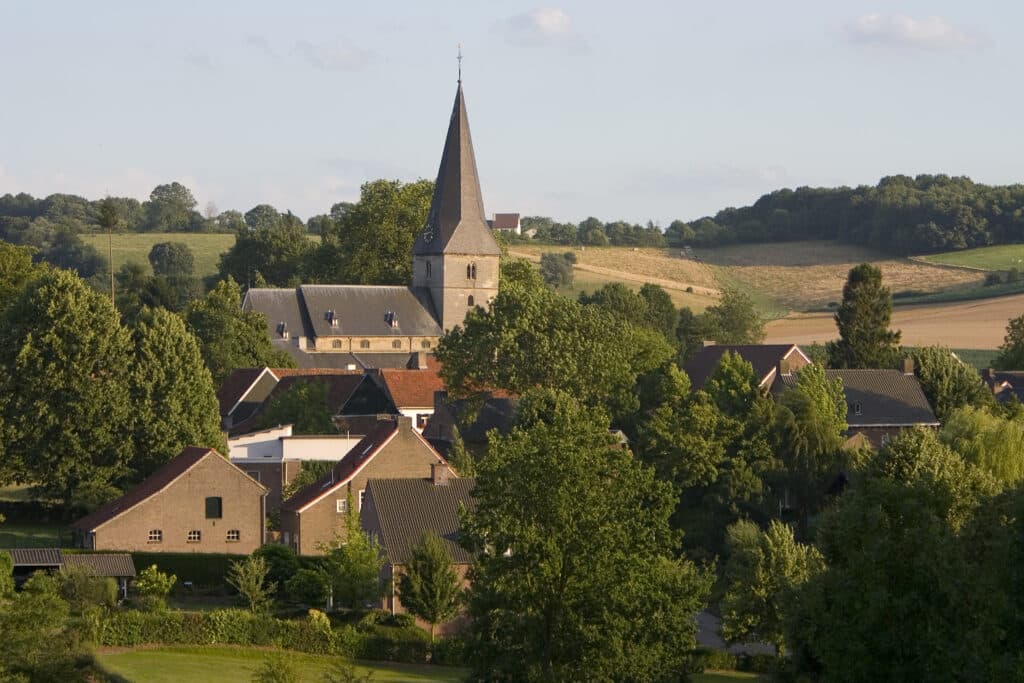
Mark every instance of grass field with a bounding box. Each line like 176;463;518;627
95;645;761;683
920;244;1024;271
697;241;986;313
0;523;70;548
80;232;236;279
95;646;466;682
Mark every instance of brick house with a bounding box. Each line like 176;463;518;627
279;417;453;555
72;446;267;554
361;470;476;635
684;343;812;392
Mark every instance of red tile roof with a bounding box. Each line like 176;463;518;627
72;447;265;532
492;213;520;230
378;368;445;408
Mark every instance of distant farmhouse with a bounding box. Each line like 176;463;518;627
244;82;501;370
488;212;521;235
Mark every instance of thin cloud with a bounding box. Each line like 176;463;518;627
184;52;216;71
244;34;280;60
844;13;981;50
293;38;372;71
493;7;589;53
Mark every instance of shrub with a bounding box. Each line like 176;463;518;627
431;636;469;666
134;564;176;611
227;555;275;613
285;568;329;606
693;647;738;672
308;609;331;633
58;566;118;613
356;624;430;663
253;545;300;593
251;652;299;683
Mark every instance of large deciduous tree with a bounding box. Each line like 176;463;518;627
398;531;463;643
909;346;991;419
252;380;337;435
148;241;195;278
436;278;673;422
0;269;134;505
461;389;712;681
145;182;199;232
994;313;1024;370
129;307;226;479
827;263;901;369
186;277;294;384
702;288;765;345
218;208;311;287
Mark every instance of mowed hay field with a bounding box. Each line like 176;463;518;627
80;232;236;278
508;245;719;311
764;293;1024;349
697;241;986;312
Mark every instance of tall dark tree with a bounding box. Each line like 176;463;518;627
462;389;712;681
129;307;226;479
148;242;195;278
0;269;134;505
186;277;294;384
827;263;901;369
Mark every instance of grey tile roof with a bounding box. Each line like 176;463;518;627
365;477;477;565
776;369;938;427
2;547;63;567
242;288;312;340
413;84;501;257
299;285;442;338
63;553;136;577
685;344;806;391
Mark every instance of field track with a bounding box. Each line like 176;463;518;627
765;293;1024;349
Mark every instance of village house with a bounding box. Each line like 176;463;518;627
684;343;812;393
279;417;454;555
487;212;521;235
72;447;267;554
361;470;476;635
771;359;940;448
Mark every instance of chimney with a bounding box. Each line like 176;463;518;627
901;357;914;375
397;415;414;432
430;462;450;486
410;350;428;370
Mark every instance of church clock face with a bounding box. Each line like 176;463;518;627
423;225;435;242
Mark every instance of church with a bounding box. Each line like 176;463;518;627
242;81;501;369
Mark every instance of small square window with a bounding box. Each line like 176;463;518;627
187;530;201;543
360;340;370;349
226;529;240;542
392;339;402;349
205;496;223;519
336;499;348;514
148;529;162;543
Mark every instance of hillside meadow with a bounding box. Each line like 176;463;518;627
919;244;1024;271
80;232;236;279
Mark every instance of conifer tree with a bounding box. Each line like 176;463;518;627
827;263;901;369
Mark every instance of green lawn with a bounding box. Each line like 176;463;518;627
80;232;236;279
0;484;35;502
919;245;1024;271
95;646;467;682
0;522;71;548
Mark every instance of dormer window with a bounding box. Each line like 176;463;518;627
385;311;399;328
852;401;862;416
276;321;289;339
325;309;339;328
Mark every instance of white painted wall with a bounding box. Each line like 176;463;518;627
280;437;362;461
227;425;292;460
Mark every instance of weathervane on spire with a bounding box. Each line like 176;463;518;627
457;43;463;83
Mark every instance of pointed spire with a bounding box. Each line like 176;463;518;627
413;82;500;256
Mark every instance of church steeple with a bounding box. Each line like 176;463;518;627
413;82;500;256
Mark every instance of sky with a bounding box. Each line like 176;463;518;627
0;1;1021;225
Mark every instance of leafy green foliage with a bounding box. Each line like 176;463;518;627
445;425;475;477
254;380;338;436
462;389;712;681
702;289;765;344
186;277;294;384
0;582;82;682
539;251;575;289
134;564;177;611
0;551;12;598
398;531;463;643
282;461;335;501
148;241;195;277
941;406;1024;485
909;346;991;419
253;545;301;595
436;277;673;422
219;210;312;287
146;182;200;232
579;282;679;343
994;313;1024;370
251;652;300;683
0;241;43;312
720;520;824;656
228;555;276;613
0;268;134;505
827;263;901;369
129;306;226;478
319;506;385;611
285;568;330;606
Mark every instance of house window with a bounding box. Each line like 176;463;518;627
392;339;402;349
205;496;223;519
420;340;431;349
148;529;162;543
226;530;240;542
336;499;348;514
187;530;201;543
332;339;343;349
360;340;370;349
358;489;366;511
468;295;475;307
853;401;862;416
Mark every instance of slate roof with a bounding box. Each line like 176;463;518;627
63;553;136;577
281;421;402;513
413;83;501;257
775;369;939;427
243;288;311;341
73;447;266;532
299;285;442;338
684;344;808;391
365;477;477;565
376;368;445;408
2;547;63;567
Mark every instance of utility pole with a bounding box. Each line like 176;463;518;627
99;196;119;309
